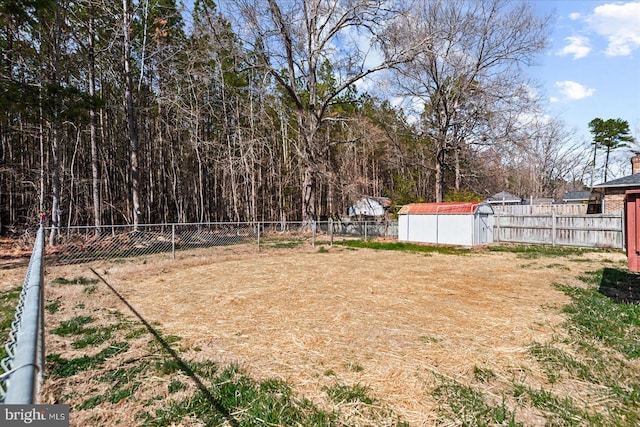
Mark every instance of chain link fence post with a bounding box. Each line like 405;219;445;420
171;223;176;259
312;221;316;247
257;222;261;251
329;218;333;247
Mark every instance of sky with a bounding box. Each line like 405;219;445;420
529;0;640;169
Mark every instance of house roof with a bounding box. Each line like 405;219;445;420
486;191;521;203
398;202;493;215
562;191;590;201
593;174;640;189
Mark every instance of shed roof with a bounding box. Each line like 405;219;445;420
398;202;492;215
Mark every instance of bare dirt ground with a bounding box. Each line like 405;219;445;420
37;243;627;426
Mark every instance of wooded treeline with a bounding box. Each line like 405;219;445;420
1;0;591;233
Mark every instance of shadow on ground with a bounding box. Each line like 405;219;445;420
599;267;640;304
89;267;240;427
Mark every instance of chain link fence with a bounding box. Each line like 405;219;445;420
44;220;398;265
0;220;395;401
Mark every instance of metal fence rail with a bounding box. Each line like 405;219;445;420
0;225;45;404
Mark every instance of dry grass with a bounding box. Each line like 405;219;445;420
37;243;629;426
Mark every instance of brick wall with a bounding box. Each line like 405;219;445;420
604;191;625;213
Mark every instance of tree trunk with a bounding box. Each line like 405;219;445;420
302;165;316;224
49;2;63;246
454;145;461;192
123;0;141;228
88;8;101;235
435;147;445;202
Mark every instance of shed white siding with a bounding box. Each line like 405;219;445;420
398;203;494;246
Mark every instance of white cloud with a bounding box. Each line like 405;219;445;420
557;36;591;59
569;12;582;20
588;2;640;56
555;80;595;100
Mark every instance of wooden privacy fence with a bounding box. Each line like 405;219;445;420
493;211;623;248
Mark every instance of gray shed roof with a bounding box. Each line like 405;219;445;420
593;174;640;189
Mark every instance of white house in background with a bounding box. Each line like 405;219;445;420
398;202;494;246
348;197;392;217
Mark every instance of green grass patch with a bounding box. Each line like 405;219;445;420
148;334;182;354
52;315;95;336
71;329;114;349
51;315;119;349
100;363;148;386
168;380;187;394
154;358;183;376
125;326;148;339
79;383;141;410
513;384;604;426
335;240;471;255
0;286;21;360
555;278;640;359
51;276;98;294
487;244;603;259
472;366;496;383
324;382;374;404
51;276;98;285
432;375;521;426
528;342;593;384
264;239;305;249
45;299;61;314
140;363;337;426
46;342;131;377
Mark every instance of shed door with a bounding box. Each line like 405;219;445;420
478;214;489;244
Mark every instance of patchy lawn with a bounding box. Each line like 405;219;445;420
36;243;639;426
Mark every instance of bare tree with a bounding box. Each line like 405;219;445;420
232;0;425;225
519;117;590;198
392;0;550;201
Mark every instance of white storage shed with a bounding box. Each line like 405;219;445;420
398;202;494;246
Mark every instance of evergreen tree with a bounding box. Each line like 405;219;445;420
589;118;635;183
